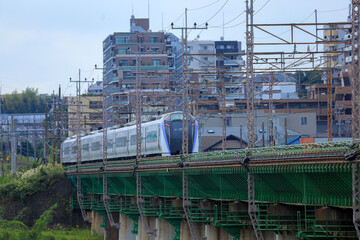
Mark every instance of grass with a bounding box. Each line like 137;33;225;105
0;228;103;240
41;228;103;240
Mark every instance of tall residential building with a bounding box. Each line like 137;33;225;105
102;16;182;124
87;81;103;95
188;40;245;110
323;6;352;84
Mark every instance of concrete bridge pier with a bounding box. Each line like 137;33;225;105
155;218;175;240
91;210;105;236
119;214;136;240
180;220;205;239
205;224;232;240
137;216;157;240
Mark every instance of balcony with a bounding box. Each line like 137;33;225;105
118;65;169;71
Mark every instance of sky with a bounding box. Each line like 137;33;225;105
0;0;351;96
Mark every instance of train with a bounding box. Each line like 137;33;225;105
61;112;199;165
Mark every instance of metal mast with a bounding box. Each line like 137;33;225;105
134;37;156;235
246;0;263;239
246;0;255;148
70;69;92;224
352;1;360;238
268;73;274;146
352;0;360;141
70;69;92;166
172;10;207;240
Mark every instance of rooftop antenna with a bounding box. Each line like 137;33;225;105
148;0;150;19
132;4;134;16
162;12;164;32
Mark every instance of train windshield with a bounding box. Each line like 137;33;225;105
166;113;194;122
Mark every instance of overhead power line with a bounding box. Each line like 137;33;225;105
188;0;221;11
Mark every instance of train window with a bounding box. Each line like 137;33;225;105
116;137;127;147
82;143;89;152
71;146;76;154
91;142;101;151
130;135;136;145
64;147;70;155
146;131;157;143
107;139;113;149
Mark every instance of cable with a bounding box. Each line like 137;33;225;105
188;0;221;11
198;0;230;26
209;11;245;28
318;7;348;13
166;12;185;32
255;0;270;16
208;0;270;29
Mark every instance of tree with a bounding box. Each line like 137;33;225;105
1;88;52;114
295;71;323;99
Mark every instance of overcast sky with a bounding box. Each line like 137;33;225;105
0;0;351;96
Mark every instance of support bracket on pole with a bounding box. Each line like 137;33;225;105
183;170;199;240
136;172;157;235
76;176;92;223
103;176;120;229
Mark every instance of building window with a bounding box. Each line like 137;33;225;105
153;59;161;66
119;60;128;66
123;71;131;77
301;117;307;125
89;101;102;109
116;36;129;44
226;45;232;49
152;47;159;53
118;48;128;54
202;45;208;50
202;57;208;61
150;37;158;43
89;113;102;120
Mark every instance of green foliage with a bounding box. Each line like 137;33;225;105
0;164;64;201
27;204;58;240
295;71;323;99
14;207;28;222
1;87;52;114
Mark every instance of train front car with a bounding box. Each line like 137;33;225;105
162;112;199;155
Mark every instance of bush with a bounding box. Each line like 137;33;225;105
0;164;65;201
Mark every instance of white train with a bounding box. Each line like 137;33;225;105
61;112;199;165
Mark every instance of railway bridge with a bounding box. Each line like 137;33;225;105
65;140;360;240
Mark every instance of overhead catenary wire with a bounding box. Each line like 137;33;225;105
188;0;221;11
208;0;270;29
198;0;230;26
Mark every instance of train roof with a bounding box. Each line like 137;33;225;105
63;112;192;142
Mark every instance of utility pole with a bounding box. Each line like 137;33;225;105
56;85;62;163
351;1;360;239
10;116;16;173
70;69;93;224
284;117;288;145
44;103;49;164
70;69;93;166
171;8;208;155
246;0;255;149
171;9;208;240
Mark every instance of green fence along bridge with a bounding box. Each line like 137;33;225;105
65;140;360;240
